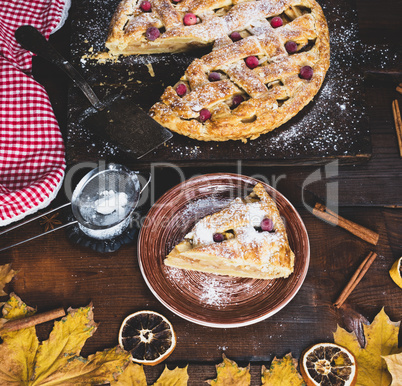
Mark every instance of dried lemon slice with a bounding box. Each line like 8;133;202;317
389;257;402;288
300;343;357;386
118;310;176;366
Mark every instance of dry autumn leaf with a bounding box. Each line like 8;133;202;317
0;291;35;330
152;365;189;386
0;293;132;385
261;353;305;385
0;263;15;297
207;354;251;386
383;353;402;386
111;362;147;385
334;308;400;386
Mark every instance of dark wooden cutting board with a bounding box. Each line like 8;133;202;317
66;0;386;166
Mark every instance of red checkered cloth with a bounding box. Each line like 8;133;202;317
0;0;69;226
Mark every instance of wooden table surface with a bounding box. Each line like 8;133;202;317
1;0;402;384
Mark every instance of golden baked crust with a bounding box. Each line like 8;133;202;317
164;183;295;280
107;0;329;142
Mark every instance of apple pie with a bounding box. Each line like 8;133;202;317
106;0;329;142
164;183;295;280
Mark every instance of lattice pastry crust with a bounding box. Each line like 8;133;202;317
165;183;295;280
107;0;329;141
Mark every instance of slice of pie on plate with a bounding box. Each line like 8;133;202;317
164;183;295;280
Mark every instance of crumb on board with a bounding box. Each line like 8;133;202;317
81;49;121;64
145;63;155;77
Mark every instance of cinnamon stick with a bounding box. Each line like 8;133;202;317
397;83;402;95
334;251;378;308
0;307;66;333
312;203;379;245
392;99;402;157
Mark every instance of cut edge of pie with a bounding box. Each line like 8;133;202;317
164;183;295;280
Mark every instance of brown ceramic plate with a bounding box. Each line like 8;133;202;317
138;173;309;328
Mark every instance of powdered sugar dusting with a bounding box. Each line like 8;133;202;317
163;265;270;308
190;198;276;248
198;276;233;307
180;195;233;223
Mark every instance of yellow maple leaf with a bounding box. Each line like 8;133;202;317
2;292;35;320
334;307;400;386
111;361;147;385
207;354;250;386
0;294;132;385
383;352;402;386
0;264;16;297
261;353;305;385
152;365;189;385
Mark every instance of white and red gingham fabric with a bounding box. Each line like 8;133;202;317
0;0;69;226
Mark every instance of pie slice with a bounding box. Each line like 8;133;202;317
165;183;295;280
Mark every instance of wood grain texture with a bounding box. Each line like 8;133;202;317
356;0;402;44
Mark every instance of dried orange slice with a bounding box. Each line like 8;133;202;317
300;343;357;386
118;310;176;366
389;257;402;288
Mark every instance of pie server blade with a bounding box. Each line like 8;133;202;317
15;25;172;159
79;95;173;158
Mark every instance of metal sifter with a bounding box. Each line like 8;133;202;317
0;163;150;252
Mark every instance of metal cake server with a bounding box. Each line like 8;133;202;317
15;25;172;159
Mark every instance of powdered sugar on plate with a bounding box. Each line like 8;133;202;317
198;276;240;307
163;265;232;307
163;265;270;308
180;195;233;225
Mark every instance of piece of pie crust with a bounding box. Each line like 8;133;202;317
164;183;295;280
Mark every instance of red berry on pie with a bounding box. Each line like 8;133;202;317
232;95;244;107
285;41;298;53
260;218;274;232
140;1;151;12
300;65;313;80
172;0;181;2
199;108;211;122
175;83;187;96
245;56;259;69
270;16;283;28
145;27;160;41
229;32;242;42
183;13;197;26
208;72;221;81
213;233;224;242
